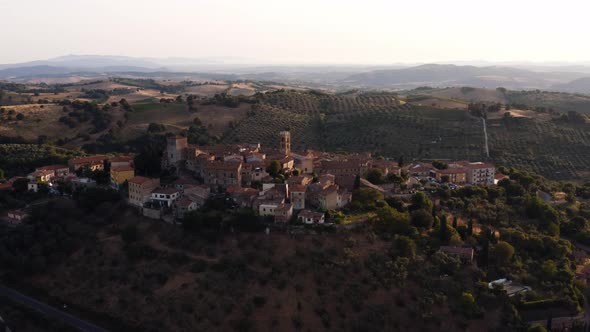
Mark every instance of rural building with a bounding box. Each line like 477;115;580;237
289;184;307;210
150;187;181;208
457;161;495;185
109;155;134;168
27;169;54;183
432;167;467;184
183;185;211;209
35;164;69;178
27;182;39;193
298;210;325;224
68;155;107;171
110;165;135;185
274;203;293;223
203;161;242;190
174;198;198;219
128;176;160;207
0;183;12;191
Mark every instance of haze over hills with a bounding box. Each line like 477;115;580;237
2;55;590;93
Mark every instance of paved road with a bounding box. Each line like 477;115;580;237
482;117;490;158
0;285;109;332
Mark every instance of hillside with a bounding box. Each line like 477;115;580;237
341;64;590;91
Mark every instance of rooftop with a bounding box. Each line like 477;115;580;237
111;165;134;172
152;187;180;195
128;176;158;185
36;164;68;171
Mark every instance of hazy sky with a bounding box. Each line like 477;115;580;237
2;0;590;64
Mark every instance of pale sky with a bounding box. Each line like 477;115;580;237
1;0;590;64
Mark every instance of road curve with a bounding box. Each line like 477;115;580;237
0;285;109;332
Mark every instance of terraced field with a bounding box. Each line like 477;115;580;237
488;117;590;180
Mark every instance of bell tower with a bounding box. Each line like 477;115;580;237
279;131;291;156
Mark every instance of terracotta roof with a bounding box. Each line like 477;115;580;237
205;161;242;171
495;174;508;180
70;155;107;164
30;170;54;177
109;156;134;162
128;176;158;185
320;185;339;196
175;197;195;208
298;209;324;219
36;164;68;171
436;167;466;174
290;184;307;192
111;165;134;172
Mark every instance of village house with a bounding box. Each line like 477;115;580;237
258;199;284;218
274;203;294;223
291;152;314;174
110;165;135;185
128;176;160;207
286;175;313;186
432;167;467;184
150;187;181;208
174;198;198;219
298;209;325;224
289;184;307;210
318;159;371;178
439;246;474;264
457;161;495;185
109;155;134;168
317;185;339;211
183;185;211;209
203;161;242;190
27;169;54;183
227;186;259;208
6;210;27;225
35;165;69;178
68;155;107;172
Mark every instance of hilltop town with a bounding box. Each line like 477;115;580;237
2;130;497;228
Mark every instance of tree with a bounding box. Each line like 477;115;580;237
494;241;515;265
353;174;361;189
411;209;434;229
16;113;25;120
410;192;433;212
0;168;4;180
267;160;281;177
439;217;449;242
467;218;473;236
366;169;384;184
397;156;404;167
193;117;202;126
392;236;416;258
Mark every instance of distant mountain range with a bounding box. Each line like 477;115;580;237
2;55;590;94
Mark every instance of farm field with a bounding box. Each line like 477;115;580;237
125;101;252;139
0;104;93;140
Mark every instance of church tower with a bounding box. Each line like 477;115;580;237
279;131;291;156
